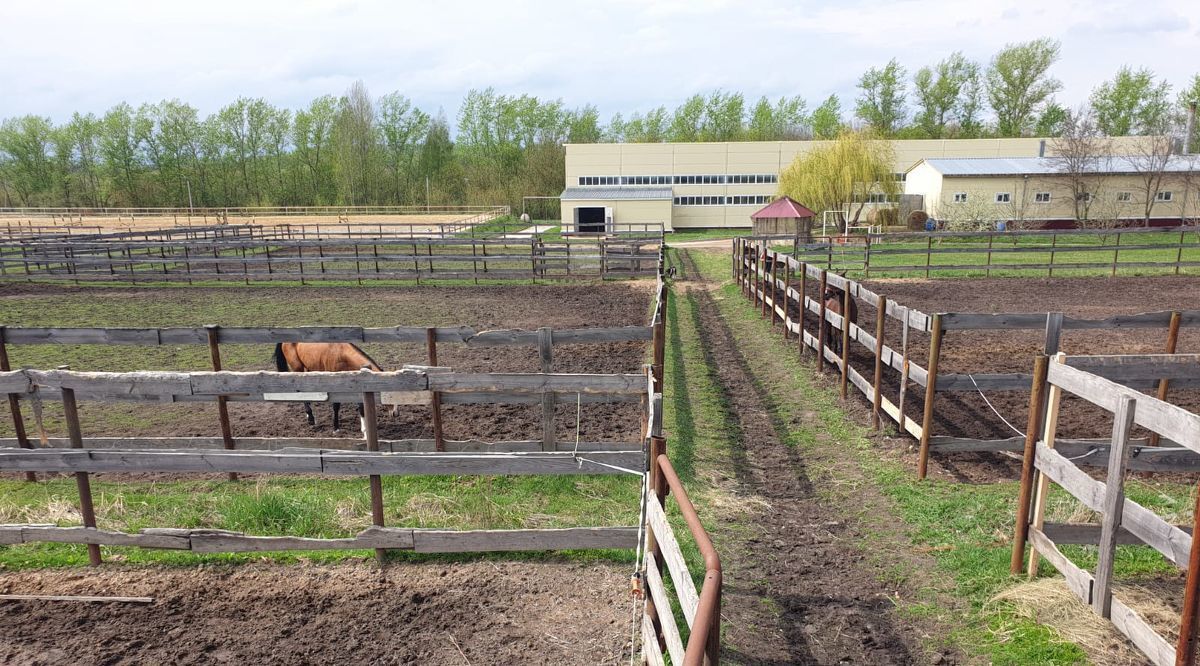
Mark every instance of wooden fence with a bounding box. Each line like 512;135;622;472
1011;353;1200;666
0;204;511;223
0;235;661;283
734;238;1200;478
755;225;1200;277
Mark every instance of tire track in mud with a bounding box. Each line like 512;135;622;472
678;249;924;665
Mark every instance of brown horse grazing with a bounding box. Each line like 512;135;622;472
823;288;858;355
273;342;384;433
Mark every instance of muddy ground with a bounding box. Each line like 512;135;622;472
0;560;634;665
771;274;1200;482
0;283;654;445
681;251;945;664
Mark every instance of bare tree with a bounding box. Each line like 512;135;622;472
1128;135;1174;226
1048;108;1112;225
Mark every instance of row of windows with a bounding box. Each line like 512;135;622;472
673;195;772;206
953;191;1177;204
578;174;778;186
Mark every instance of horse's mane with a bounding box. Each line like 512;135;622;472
350;343;384;371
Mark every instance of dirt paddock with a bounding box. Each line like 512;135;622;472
0;560;633;665
0;282;655;446
785;275;1200;481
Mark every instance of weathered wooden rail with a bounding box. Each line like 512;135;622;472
1011;353;1200;666
753;225;1200;277
734;238;1200;478
0;235;662;284
0;365;647;560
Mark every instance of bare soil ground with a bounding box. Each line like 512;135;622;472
0;283;654;446
680;251;942;665
774;275;1200;482
0;560;634;665
3;213;481;235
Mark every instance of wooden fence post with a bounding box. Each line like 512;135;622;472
1094;395;1137;618
426;327;445;453
798;262;807;354
839;286;851;399
1028;353;1067;578
0;327;36;482
871;296;887;429
362;392;386;565
769;253;780;329
62;387;102;566
916;313;943;480
782;262;793;340
539;327;555;451
653;295;666;391
760;249;770;319
1150;311;1182;446
205;325;237;482
1176;478;1200;666
816;270;828;372
1010;355;1050;574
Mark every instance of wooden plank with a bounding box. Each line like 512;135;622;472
941;310;1200;331
1028;527;1094;603
642;612;666;666
2;525;190;549
427;372;644;394
1111;594;1177;666
1043;522;1194;546
188;527;417;553
1048;363;1200;453
0;448;644;476
1065;354;1200;381
646;496;700;627
644;551;686;666
1095;395;1137;618
1036;441;1193;568
0;436;639;452
411;526;637;553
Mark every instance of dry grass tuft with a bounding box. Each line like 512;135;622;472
992;577;1181;666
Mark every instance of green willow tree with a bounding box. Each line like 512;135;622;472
777;131;897;231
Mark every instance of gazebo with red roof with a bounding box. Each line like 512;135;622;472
749;196;817;241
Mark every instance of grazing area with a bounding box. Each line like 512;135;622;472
0;561;633;665
0;282;654;444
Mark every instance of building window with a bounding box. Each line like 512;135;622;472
1034;192;1052;203
1156;191;1174;202
1116;191;1132;202
953;192;968;203
995;192;1011;203
1075;192;1093;202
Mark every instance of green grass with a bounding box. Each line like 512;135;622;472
0;473;641;569
679;247;1197;663
774;229;1200;279
668;229;750;242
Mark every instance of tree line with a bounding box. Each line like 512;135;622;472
2;38;1198;210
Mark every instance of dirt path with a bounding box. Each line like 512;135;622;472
677;250;933;665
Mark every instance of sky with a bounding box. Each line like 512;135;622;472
2;0;1197;127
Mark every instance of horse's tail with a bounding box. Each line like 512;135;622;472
273;343;290;372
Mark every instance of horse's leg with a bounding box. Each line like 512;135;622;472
303;402;315;427
332;402;341;433
358;402;367;439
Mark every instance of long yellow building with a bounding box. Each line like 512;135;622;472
904;156;1200;226
559;138;1158;232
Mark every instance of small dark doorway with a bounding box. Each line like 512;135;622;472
575;207;607;233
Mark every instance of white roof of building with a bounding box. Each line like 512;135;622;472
560;186;673;201
910;155;1200;176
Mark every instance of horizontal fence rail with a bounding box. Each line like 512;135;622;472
755;225;1200;278
0;235;662;284
1011;353;1200;666
735;239;1200;478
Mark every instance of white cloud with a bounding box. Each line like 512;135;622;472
0;0;1196;127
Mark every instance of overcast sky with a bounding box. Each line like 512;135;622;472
2;0;1196;127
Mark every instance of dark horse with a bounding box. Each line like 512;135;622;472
823;288;858;355
274;342;384;433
